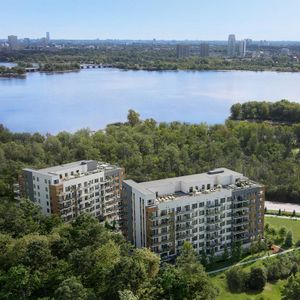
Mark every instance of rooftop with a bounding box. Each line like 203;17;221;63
138;168;243;191
25;160;120;177
124;168;263;204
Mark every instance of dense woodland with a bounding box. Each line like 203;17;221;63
231;100;300;123
2;105;300;298
1;47;300;72
1;105;300;204
0;199;218;300
0;66;26;77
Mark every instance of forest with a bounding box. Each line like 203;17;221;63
230;99;300;123
1;46;300;72
1;106;300;204
0;199;218;300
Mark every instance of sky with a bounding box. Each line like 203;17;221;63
1;0;300;40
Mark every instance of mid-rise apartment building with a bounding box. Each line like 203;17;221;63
122;168;264;260
20;160;124;223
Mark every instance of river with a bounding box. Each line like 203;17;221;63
1;68;300;133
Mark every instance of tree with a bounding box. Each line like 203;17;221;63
230;103;242;120
246;267;267;291
278;226;287;240
226;266;246;292
127;109;141;126
174;242;218;300
222;244;229;261
200;250;208;267
54;277;89;300
118;290;138;300
231;241;242;262
0;265;41;299
284;231;293;248
282;273;300;300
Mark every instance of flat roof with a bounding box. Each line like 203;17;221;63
25;160;121;176
124;168;249;197
139;168;243;190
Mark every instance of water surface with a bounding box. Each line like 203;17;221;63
1;68;300;133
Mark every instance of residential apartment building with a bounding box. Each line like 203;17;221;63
122;168;264;260
7;35;18;50
199;43;209;57
227;34;236;57
239;40;247;57
176;44;191;58
20;160;124;223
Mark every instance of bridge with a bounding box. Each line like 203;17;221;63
25;67;39;72
80;64;103;69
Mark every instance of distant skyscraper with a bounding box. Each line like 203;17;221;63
24;38;31;48
46;32;50;43
7;35;18;50
239;40;247;57
176;44;191;58
199;43;209;57
227;34;236;57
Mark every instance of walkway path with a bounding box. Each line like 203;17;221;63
207;247;300;275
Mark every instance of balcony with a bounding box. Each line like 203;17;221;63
206;225;221;232
176;224;192;231
176;216;192;223
176;209;193;215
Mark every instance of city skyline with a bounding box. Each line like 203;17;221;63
1;0;300;40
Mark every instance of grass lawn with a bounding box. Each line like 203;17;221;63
211;260;285;300
209;216;300;299
265;216;300;242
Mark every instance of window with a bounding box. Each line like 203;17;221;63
47;201;49;206
65;173;68;177
45;187;48;192
46;194;48;199
192;203;197;209
47;208;50;213
33;176;35;180
44;179;47;184
36;177;39;182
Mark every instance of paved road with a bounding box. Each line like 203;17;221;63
207;247;300;275
265;201;300;213
265;214;300;220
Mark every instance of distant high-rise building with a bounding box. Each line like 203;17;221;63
7;35;18;50
46;32;50;43
227;34;236;57
23;38;31;48
199;43;209;57
176;44;191;58
239;40;247;57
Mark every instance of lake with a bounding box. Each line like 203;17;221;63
1;68;300;133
